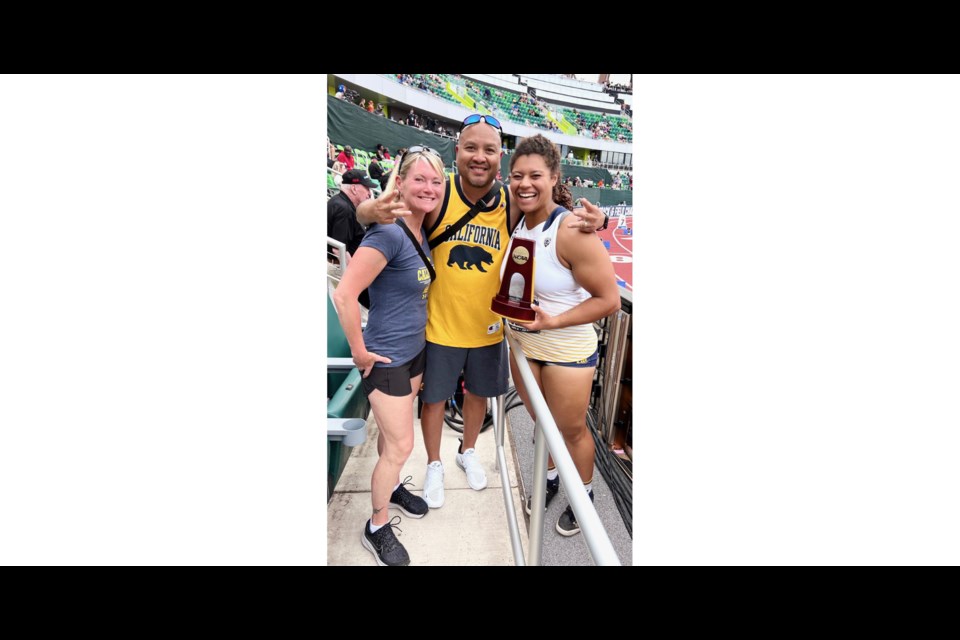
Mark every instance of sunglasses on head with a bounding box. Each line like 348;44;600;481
459;114;502;134
400;145;442;163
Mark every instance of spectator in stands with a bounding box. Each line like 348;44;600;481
336;84;346;100
336;145;355;171
367;100;375;113
406;109;418;127
356;114;604;510
504;134;620;536
332;148;447;567
328;169;377;309
368;156;388;191
328;168;375;257
331;159;348;176
376;103;385;117
328;137;338;168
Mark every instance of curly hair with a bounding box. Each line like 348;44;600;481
509;134;574;210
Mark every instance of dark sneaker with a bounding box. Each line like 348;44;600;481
389;476;429;518
362;517;410;566
525;476;560;515
556;490;594;537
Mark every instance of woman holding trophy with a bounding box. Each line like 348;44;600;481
502;134;621;537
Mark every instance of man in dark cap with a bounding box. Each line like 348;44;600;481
328;169;378;308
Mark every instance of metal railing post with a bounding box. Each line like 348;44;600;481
492;396;499;473
326;236;350;272
491;392;526;566
506;328;621;566
494;395;506;472
528;417;549;566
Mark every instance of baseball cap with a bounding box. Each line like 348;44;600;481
341;169;378;188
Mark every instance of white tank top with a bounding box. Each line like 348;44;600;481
503;207;598;362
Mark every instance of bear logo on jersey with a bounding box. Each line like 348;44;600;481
447;244;494;272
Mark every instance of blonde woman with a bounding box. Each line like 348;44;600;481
332;146;446;566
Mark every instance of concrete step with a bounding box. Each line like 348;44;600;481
327;401;527;566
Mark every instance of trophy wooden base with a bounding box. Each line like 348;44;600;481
491;295;536;323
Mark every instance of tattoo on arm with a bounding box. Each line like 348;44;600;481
372;507;384;515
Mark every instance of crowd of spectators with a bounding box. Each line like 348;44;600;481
331;77;632;191
604;81;631;93
385;73;632;142
335;80;456;137
560;169;632;191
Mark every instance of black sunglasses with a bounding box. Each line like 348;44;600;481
459;114;502;134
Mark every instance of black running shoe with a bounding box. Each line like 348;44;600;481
525;476;560;515
389;476;429;518
362;517;410;566
556;490;594;537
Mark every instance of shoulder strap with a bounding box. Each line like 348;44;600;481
395;220;436;282
428;180;502;250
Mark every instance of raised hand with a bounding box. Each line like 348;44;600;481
567;197;604;233
367;181;412;225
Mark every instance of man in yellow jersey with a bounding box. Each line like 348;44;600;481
357;114;603;508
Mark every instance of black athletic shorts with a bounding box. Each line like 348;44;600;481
361;346;427;397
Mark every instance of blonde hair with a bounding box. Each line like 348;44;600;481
382;148;446;200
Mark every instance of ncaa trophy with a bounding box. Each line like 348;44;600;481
491;238;536;323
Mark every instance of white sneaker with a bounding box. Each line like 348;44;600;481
456;448;488;490
422;461;445;508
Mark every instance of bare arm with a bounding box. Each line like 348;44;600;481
355;181;412;227
524;222;620;331
331;246;392;377
509;196;603;234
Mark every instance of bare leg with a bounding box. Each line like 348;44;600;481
540;365;595;484
368;374;421;525
460;389;487;451
420;400;444;463
510;356;555;470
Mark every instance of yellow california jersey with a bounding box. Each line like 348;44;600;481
426;173;512;347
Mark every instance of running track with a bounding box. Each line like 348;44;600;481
597;212;633;291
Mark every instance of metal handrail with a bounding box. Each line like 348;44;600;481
505;328;622;566
491;394;525;566
326;236;349;271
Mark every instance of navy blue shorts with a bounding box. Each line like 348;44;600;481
420;341;509;403
530;348;599;368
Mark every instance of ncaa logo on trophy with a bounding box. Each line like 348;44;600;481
491;237;536;323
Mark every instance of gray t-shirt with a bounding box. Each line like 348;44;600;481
360;222;432;367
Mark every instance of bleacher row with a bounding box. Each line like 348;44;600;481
328;139;630;195
390;74;632;142
327;143;395;192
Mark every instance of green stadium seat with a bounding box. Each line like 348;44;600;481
327;290;371;500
